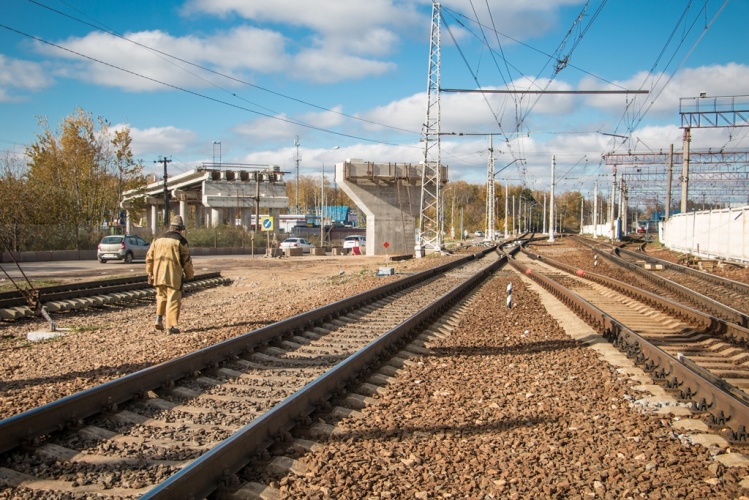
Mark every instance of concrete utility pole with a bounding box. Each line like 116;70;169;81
593;180;598;238
485;135;495;241
504;181;508;238
294;136;302;214
512;195;516;235
666;144;674;221
154;156;172;227
549;155;555;242
610;166;617;239
681;128;691;214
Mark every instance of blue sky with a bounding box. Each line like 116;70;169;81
1;0;747;201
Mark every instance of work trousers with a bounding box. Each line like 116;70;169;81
155;285;182;328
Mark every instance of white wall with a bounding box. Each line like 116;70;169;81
661;206;749;263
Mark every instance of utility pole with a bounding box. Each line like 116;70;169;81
504;180;508;238
666;144;673;221
485;135;495;240
294;136;302;214
681;128;691;214
255;170;260;233
593;180;599;238
512;195;516;235
417;1;444;255
154;156;172;227
549;156;555;242
610;166;617;240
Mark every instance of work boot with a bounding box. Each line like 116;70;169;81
154;321;163;331
168;326;181;334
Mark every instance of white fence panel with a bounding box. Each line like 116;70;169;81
661;206;749;263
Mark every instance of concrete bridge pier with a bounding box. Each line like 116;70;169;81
336;159;431;257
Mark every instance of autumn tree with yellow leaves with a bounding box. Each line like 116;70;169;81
0;108;146;252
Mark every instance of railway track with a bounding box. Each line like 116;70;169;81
0;273;229;321
558;236;749;328
0;247;505;498
573;235;749;324
508;244;749;445
616;242;749;321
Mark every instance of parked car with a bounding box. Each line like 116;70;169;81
475;230;485;237
97;234;150;263
343;235;366;250
280;237;315;254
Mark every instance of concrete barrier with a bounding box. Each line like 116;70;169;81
286;248;304;256
310;248;326;256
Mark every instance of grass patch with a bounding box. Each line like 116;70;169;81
0;279;60;293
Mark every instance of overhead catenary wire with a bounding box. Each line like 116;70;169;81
0;23;420;150
606;0;730;149
24;0;422;139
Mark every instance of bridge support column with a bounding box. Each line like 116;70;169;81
336;160;436;256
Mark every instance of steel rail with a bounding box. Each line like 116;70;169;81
506;251;749;442
521;245;749;345
142;248;509;499
570;236;749;328
0;248;495;455
619;243;749;295
0;272;222;309
0;272;227;320
0;274;148;301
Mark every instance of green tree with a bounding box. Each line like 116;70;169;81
23;108;142;249
111;127;147;223
27;109;110;227
0;153;35;252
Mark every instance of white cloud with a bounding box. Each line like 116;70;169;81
232;113;305;143
36;27;290;92
35;21;404;90
120;125;198;156
0;55;52;101
182;0;421;41
181;0;419;81
231;107;352;146
289;48;395;84
581;63;749;120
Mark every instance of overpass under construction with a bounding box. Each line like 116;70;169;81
121;165;289;234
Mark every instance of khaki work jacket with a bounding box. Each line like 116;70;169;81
146;231;195;289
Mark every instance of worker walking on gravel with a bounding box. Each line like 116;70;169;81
146;215;194;334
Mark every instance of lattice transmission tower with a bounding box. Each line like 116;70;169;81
417;2;444;255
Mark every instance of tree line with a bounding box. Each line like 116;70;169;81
1;108;600;253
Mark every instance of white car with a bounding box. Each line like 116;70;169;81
343;235;366;249
343;235;366;253
280;237;315;254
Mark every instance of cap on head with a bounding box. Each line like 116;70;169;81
170;215;185;230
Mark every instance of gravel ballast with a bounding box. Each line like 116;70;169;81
268;268;749;498
2;242;749;498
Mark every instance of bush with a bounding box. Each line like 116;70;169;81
0;224;276;252
1;224;104;252
184;226;273;248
